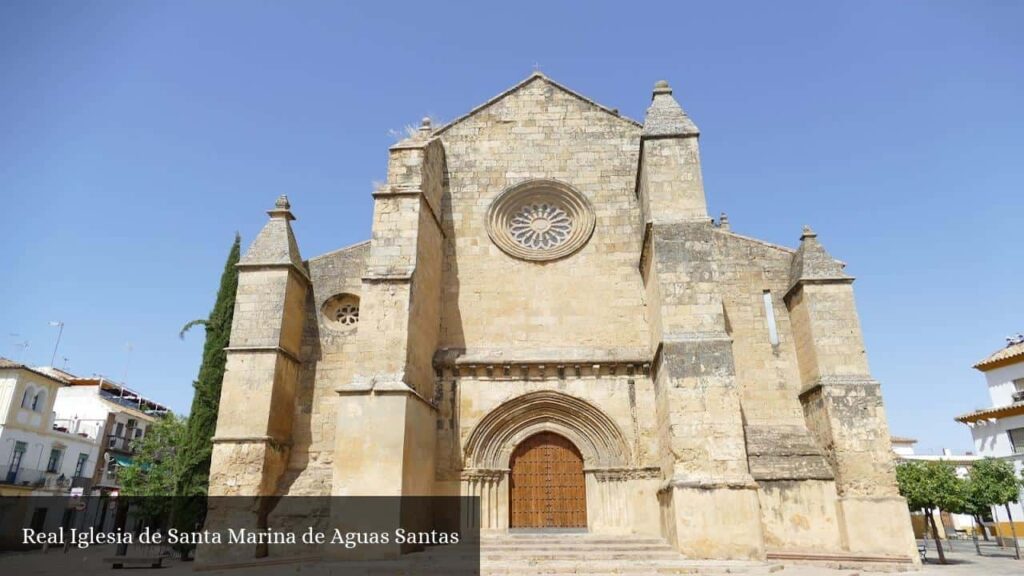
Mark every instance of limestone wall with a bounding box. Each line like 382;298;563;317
280;242;368;496
436;77;648;352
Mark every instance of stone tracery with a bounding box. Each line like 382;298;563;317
485;179;596;261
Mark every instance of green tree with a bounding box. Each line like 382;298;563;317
963;471;996;544
118;414;188;522
969;457;1023;560
177;233;240;497
896;460;968;564
120;413;187;496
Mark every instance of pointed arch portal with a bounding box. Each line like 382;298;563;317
464;390;632;471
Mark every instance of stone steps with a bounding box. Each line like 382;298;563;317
407;534;773;575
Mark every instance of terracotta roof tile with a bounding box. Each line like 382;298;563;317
955;401;1024;423
0;357;69;384
974;341;1024;371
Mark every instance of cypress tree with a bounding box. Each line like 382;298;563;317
178;233;240;497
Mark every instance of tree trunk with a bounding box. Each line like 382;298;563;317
927;507;947;564
1006;504;1021;560
976;515;990;541
114;499;130;556
972;515;982;556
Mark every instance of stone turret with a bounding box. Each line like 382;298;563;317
637;80;707;223
202;195;311;562
329;127;447;559
785;226;917;558
638;81;765;560
788;226;850;291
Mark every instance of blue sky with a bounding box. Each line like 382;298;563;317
1;2;1021;452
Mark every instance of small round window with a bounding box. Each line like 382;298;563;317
322;294;360;330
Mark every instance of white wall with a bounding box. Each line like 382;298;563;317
53;386;156;436
984;362;1024;408
0;371;102;494
0;425;100;489
970;414;1024;527
0;375;16;421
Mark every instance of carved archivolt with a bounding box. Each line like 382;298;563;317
485;179;595;262
464;391;630;469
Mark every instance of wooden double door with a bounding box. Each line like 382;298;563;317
509;432;587;528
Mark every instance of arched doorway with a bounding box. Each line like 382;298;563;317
509;432;587;528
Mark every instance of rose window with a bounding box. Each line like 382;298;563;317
322;294;360;331
509;203;573;250
335;303;359;326
485;179;595;262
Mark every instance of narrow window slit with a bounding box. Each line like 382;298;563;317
763;290;780;346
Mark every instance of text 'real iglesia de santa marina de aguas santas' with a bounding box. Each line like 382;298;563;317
206;73;920;564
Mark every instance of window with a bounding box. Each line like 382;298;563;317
1013;379;1024;403
763;290;780;346
6;443;26;483
322;294;361;330
31;389;46;412
9;442;26;465
1009;428;1024;454
73;453;88;477
114;422;124;438
21;387;33;409
46;449;62;473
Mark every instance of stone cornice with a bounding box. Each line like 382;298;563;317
224;345;302;365
798;375;881;398
460;468;509;482
335;379;438;412
659;475;760;493
210;435;291;450
433;349;651;381
585;466;661;481
437;362;651;381
235;261;311;284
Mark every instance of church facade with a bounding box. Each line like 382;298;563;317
207;74;917;562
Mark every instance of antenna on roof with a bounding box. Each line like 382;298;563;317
122;342;133;382
48;321;64;367
9;334;30;361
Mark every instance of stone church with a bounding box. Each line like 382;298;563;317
208;73;917;562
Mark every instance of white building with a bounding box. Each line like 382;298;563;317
49;371;169;494
891;437;982;538
956;335;1024;543
0;358;101;496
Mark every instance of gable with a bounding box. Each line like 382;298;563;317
434;73;641;136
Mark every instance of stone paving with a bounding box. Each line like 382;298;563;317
1;539;1022;575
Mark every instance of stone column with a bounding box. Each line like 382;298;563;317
638;81;764;560
330;121;447;558
461;469;508;533
785;226;917;560
202;195;310;564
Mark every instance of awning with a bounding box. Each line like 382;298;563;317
111;454;133;467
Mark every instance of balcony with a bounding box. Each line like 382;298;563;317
106;434;136;453
97;468;120;488
0;466;72;491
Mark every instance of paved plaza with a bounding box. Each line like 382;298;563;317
1;539;1022;575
